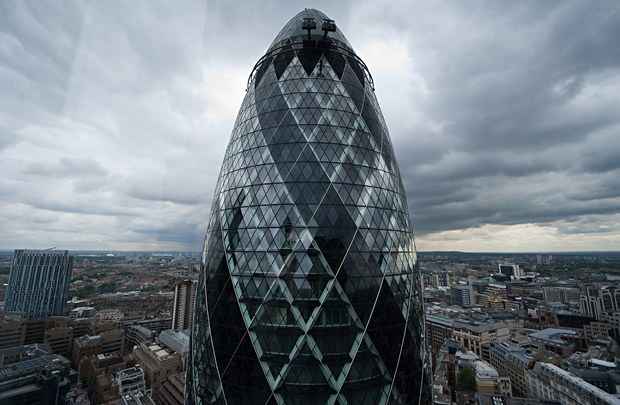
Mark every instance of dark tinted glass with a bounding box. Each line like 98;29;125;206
188;8;431;405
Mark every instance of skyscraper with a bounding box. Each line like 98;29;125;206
5;249;73;319
171;279;197;331
188;9;430;404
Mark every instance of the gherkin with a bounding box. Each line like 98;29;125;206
187;9;431;405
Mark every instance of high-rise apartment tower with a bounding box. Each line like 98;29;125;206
171;279;196;331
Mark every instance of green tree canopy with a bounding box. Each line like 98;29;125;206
457;367;476;392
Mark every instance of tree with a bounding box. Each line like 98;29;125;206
456;367;476;392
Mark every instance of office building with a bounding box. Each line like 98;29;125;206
453;284;474;307
79;351;126;403
0;348;76;404
116;366;156;405
171;279;196;331
580;286;620;320
72;329;124;370
528;328;579;356
489;341;534;397
157;373;185;405
5;249;73;319
125;325;154;352
0;317;25;350
528;362;619;405
474;360;512;396
543;286;580;304
498;264;523;279
45;324;74;358
133;342;182;391
426;316;511;366
187;9;430;404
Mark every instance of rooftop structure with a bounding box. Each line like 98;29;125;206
0;351;76;404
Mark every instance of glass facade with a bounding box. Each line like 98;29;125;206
188;9;430;405
5;249;73;319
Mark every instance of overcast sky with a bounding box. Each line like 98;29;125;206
1;0;619;252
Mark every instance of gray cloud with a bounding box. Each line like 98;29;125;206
1;0;619;251
23;157;107;178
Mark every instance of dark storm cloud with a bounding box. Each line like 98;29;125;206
379;1;620;238
0;0;619;250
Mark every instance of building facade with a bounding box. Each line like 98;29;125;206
5;249;73;319
453;284;473;307
171;279;196;331
187;8;430;405
527;362;619;405
488;341;534;397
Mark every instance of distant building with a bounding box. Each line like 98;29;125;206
96;308;123;322
423;271;454;289
580;286;620;320
70;307;96;319
453;284;473;307
5;249;73;319
528;362;619;405
498;264;523;280
543;286;580;304
171;280;196;331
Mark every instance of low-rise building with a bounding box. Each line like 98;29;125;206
156;372;185;405
489;341;534;397
528;328;579;356
126;325;154;352
133;342;182;392
528;362;619;405
426;315;511;365
115;366;156;405
45;325;74;358
0;348;76;404
0;317;25;350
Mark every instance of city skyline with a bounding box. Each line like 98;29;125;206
1;1;620;252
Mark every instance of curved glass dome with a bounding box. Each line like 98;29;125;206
187;9;430;405
268;9;352;51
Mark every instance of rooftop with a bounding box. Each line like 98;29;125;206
535;363;619;402
529;328;578;345
0;354;70;381
475;360;499;380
